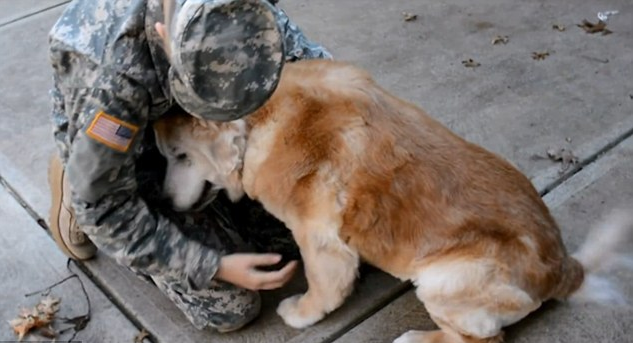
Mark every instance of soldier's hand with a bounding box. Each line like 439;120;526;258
215;253;298;291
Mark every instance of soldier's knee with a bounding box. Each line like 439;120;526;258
213;290;261;333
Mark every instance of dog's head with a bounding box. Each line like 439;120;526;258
153;112;246;212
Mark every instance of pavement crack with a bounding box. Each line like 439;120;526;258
0;172;154;341
0;173;48;230
320;282;412;343
71;261;156;343
0;1;71;29
539;124;633;197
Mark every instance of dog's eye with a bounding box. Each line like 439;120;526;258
176;153;188;161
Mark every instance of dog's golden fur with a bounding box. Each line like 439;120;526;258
153;60;624;343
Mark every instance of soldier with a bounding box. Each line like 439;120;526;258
48;0;331;332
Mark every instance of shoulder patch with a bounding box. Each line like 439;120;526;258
86;111;139;152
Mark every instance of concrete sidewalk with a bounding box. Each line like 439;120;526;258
1;0;632;342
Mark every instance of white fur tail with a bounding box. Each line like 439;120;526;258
570;208;633;305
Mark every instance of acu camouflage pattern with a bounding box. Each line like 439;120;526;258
168;0;284;121
49;0;325;331
136;141;298;330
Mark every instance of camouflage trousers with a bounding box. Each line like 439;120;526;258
135;130;299;332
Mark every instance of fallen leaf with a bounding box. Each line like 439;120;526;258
492;35;509;45
552;24;566;31
37;296;61;316
546;148;579;173
9;296;61;341
402;12;418;22
532;51;550;60
134;328;150;343
577;19;612;35
18;307;39;319
462;59;481;68
19;267;92;342
38;325;58;339
9;316;35;341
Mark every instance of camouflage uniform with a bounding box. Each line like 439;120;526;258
48;0;330;331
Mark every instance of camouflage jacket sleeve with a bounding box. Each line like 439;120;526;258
272;4;333;60
60;85;220;291
49;0;220;291
60;86;221;291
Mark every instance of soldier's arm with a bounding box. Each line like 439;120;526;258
270;3;333;60
64;85;221;291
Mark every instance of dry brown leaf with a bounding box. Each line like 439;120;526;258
134;328;150;343
546;148;578;162
552;24;566;31
18;307;39;319
402;12;418;22
37;296;61;316
9;316;35;341
532;51;550;60
38;325;58;339
577;19;612;35
462;59;481;68
547;148;579;173
532;147;579;174
9;296;61;341
492;35;509;45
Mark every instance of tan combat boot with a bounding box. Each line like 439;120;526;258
48;154;97;260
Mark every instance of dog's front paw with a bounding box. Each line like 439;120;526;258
276;294;324;329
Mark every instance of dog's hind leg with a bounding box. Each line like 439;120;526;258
276;219;359;329
394;259;541;343
394;324;504;343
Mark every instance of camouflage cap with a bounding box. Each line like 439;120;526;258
167;0;284;121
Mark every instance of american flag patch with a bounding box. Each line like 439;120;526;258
86;111;139;152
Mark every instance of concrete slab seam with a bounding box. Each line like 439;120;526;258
0;173;47;229
72;259;156;343
538;124;633;197
0;1;71;28
291;282;412;343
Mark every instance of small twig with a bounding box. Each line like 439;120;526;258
62;260;92;342
580;55;609;64
23;259;92;343
134;328;150;343
24;274;77;298
0;175;47;230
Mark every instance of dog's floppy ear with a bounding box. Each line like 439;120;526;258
204;119;247;201
153;116;174;156
214;119;246;172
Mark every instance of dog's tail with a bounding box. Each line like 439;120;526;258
566;208;633;305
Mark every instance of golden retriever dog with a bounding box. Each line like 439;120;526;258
154;59;632;343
